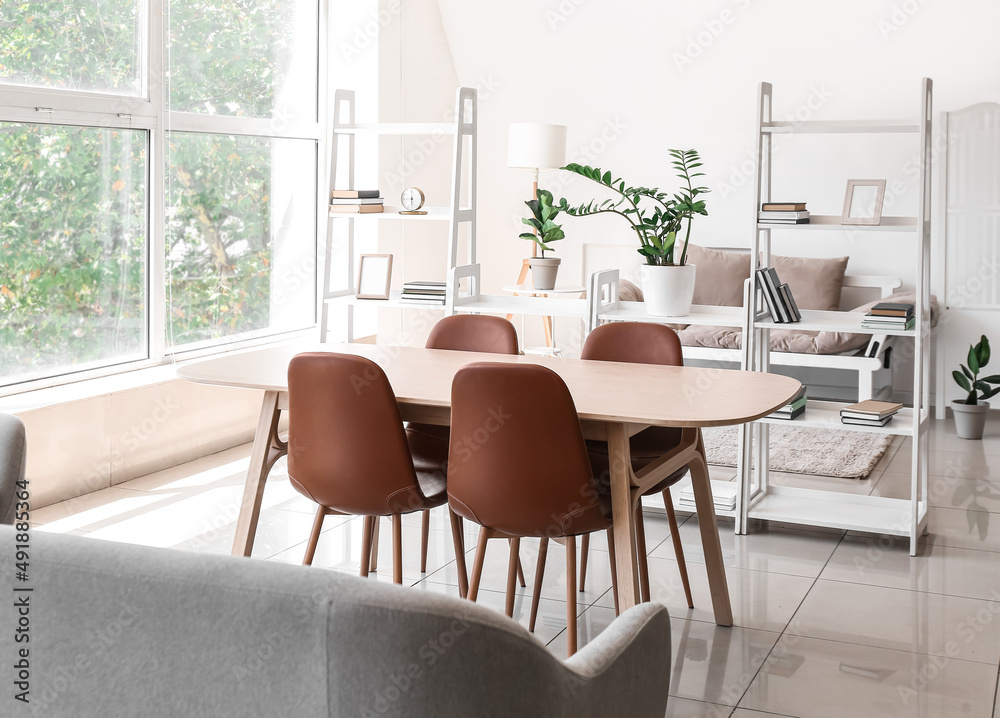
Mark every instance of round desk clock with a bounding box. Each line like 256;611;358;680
399;187;427;215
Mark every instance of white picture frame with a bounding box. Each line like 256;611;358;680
356;254;393;300
842;179;887;226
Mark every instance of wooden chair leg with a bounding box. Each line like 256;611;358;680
635;503;651;603
302;505;327;566
565;534;578;656
468;527;490;602
392;514;403;584
606;528;620;617
529;538;548;632
369;518;380;572
360;516;375;578
663;487;694;609
578;533;590;592
449;510;469;599
509;540;526;587
420;510;430;573
505;537;521;618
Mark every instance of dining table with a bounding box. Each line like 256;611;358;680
178;341;800;625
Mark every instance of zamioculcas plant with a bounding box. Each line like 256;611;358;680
952;335;1000;404
519;189;565;257
555;149;709;266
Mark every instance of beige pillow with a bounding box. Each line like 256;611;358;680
685;244;750;307
770;254;849;311
618;278;643;302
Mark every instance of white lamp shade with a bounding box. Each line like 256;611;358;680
507;123;567;170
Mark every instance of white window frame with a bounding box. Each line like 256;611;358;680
0;0;330;397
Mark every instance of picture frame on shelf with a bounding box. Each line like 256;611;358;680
841;179;887;226
357;254;393;300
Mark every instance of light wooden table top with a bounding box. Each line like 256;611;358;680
178;343;800;428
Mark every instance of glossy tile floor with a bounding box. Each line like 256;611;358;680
32;415;1000;717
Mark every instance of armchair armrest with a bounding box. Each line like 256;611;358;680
563;603;671;718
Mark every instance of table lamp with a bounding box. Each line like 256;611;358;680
507;122;568;207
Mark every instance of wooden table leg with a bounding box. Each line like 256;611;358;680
607;422;640;610
688;429;733;626
231;390;287;557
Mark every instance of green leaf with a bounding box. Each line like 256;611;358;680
979;374;1000;384
953;370;972;391
979;335;991;367
982;386;1000;400
969;345;980;375
962;364;974;380
518;232;537;241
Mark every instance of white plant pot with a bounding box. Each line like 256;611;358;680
952;400;989;440
640;263;697;317
529;257;561;291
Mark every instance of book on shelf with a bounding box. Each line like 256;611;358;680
869;302;914;318
756;267;800;323
842;399;903;415
679;482;737;512
758;210;810;220
769;384;807;419
779;284;802;321
761;202;807;211
841;415;894;427
841;400;902;419
770;405;806;420
399;295;446;305
758;217;811;224
330;189;380;199
330;204;385;214
402;281;446;290
330;197;384;205
862;317;915;331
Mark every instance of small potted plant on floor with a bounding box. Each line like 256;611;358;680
952;335;1000;439
556;149;708;316
519;188;566;290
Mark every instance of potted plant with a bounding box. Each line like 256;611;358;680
519;188;566;290
556;149;709;316
952;335;1000;439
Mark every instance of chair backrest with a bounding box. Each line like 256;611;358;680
447;362;608;537
0;413;26;525
426;314;519;354
287;353;424;516
581;322;683;367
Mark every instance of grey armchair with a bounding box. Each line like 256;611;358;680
0;413;25;525
0;526;671;717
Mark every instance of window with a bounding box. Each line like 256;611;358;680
0;1;326;391
0;123;147;385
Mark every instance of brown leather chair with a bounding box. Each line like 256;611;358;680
287;352;447;583
401;314;520;593
447;361;618;656
579;322;694;608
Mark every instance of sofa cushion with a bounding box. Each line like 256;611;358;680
685;244;750;307
619;278;643;302
676;324;870;355
771;254;849;311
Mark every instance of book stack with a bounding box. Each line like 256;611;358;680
862;302;915;331
758;202;810;225
400;281;446;305
679;482;738;512
769;385;807;420
330;189;384;214
756;267;802;323
840;399;903;427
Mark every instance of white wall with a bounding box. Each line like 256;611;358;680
379;0;1000;392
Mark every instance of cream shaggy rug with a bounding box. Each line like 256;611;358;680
702;425;894;479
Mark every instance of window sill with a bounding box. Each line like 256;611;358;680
0;330;314;414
